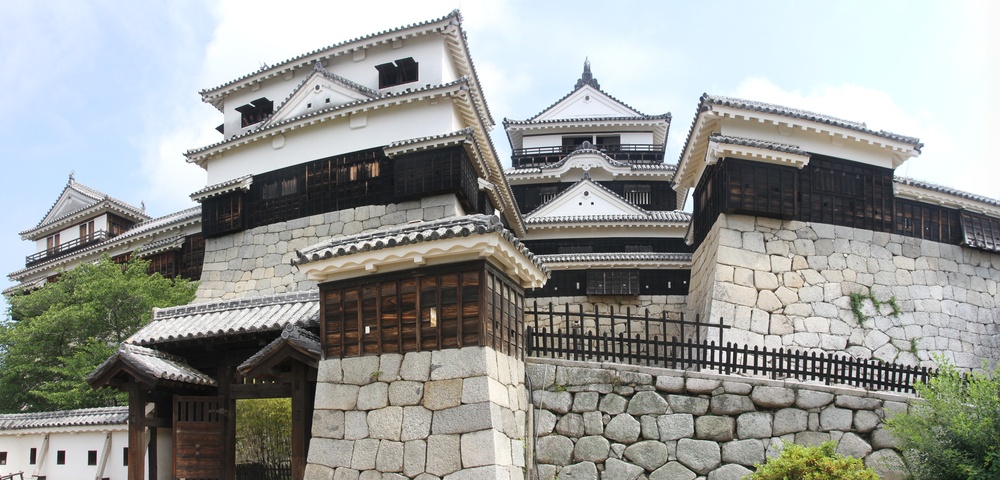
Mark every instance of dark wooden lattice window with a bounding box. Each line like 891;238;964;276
393;146;478;212
586;270;639;295
146;252;177;278
201;190;248;237
799;155;894;232
375;57;418;88
322;261;523;359
107;214;135;238
624;184;651;206
179;233;205;281
960;211;1000;253
724;159;798;220
895;199;961;244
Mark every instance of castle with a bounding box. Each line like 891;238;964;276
5;10;998;480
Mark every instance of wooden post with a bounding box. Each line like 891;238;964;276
291;363;308;479
127;383;146;480
218;366;236;480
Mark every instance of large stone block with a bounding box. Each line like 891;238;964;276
624;440;669;472
750;386;795;409
534;390;573;414
388;380;424;406
309;438;354;469
315;383;360;410
649;461;696;480
795;390;833;410
836;432;872;459
736;412;772;439
312;409;345;439
707;464;754;480
368;406;403;440
573;435;610;463
375;440;404;472
772;408;808;436
604;414;641;444
709;394;755;415
604;458;647;480
535;435;574;466
555;413;585;437
342;356;380;385
657;414;694;441
431;347;498;380
400;351;433;382
356;382;389;410
425;434;462;476
461;429;511;468
401;405;433;441
819;406;853;432
694;415;734;442
667;395;709;415
675;439;721;475
627;391;669;415
866;449;908;480
432;402;501;435
722;439;765;466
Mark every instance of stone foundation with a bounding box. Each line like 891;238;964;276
526;358;909;480
691;214;1000;369
195;195;462;302
306;347;528;480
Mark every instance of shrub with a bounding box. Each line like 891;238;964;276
745;441;879;480
887;359;1000;480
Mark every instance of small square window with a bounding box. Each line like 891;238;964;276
0;451;7;465
56;450;65;465
88;450;98;466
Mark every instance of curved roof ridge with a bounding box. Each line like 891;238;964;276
525;62;647;121
895;176;1000;208
709;133;809;156
200;10;461;97
153;290;319;320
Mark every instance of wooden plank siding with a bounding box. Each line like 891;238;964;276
201;146;481;238
320;261;525;359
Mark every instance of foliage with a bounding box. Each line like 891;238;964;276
887;358;1000;480
746;441;879;480
0;254;196;412
236;398;291;468
850;287;901;324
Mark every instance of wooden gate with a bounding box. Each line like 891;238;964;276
174;395;227;480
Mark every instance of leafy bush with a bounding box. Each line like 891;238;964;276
745;441;879;480
887;359;1000;480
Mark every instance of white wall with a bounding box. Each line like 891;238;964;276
221;35;450;139
206;99;458;184
0;429;133;480
720;119;902;169
32;214;109;253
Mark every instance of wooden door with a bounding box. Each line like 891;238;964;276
173;395;227;480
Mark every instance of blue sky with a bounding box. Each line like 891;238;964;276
2;0;997;296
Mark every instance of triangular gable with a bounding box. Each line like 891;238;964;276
533;84;641;121
238;325;320;379
39;180;106;227
265;63;378;126
87;343;216;389
527;177;648;220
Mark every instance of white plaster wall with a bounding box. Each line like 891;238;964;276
619;132;654;144
206;99;457;184
0;429;132;480
32;214;109;253
720;118;901;170
221;35;450;138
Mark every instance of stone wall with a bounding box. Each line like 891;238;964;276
195;195;462;302
691;214;1000;369
526;358;908;480
306;347;529;480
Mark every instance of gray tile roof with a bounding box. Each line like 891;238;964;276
0;407;128;431
87;343;216;387
700;94;922;150
25;178;151;234
387;127;474;149
188;78;471;158
537;252;693;264
128;290;319;346
190;174;252;200
293;214;547;275
238;325;321;376
709;134;809;156
895;176;1000;208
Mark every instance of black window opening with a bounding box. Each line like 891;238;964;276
88;450;98;466
0;451;6;465
624;184;651;206
587;270;640;295
122;448;128;466
56;450;65;465
375;57;418;88
30;448;37;465
235;97;273;128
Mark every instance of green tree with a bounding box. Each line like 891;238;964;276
0;254;197;412
236;398;291;472
746;441;879;480
887;359;1000;480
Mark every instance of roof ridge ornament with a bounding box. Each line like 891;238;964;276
575;58;600;90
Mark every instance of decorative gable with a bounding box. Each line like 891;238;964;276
40;185;102;227
527;177;647;220
533;84;641;121
265;63;378;126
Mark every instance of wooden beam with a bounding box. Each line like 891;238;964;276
127;383;146;480
290;363;307;480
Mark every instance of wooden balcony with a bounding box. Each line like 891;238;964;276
512;144;664;168
26;230;110;267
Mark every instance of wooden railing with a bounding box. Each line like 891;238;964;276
524;303;933;393
25;230;110;266
512;143;664;167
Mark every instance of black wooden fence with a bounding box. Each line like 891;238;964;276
524;302;934;393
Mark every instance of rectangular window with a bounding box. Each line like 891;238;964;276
56;450;65;465
88;450;97;466
375;57;419;88
0;451;7;465
235;97;273;127
122;448;128;466
624;184;651;206
538;186;559;205
30;448;37;465
79;220;95;243
46;233;60;253
586;270;640;295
